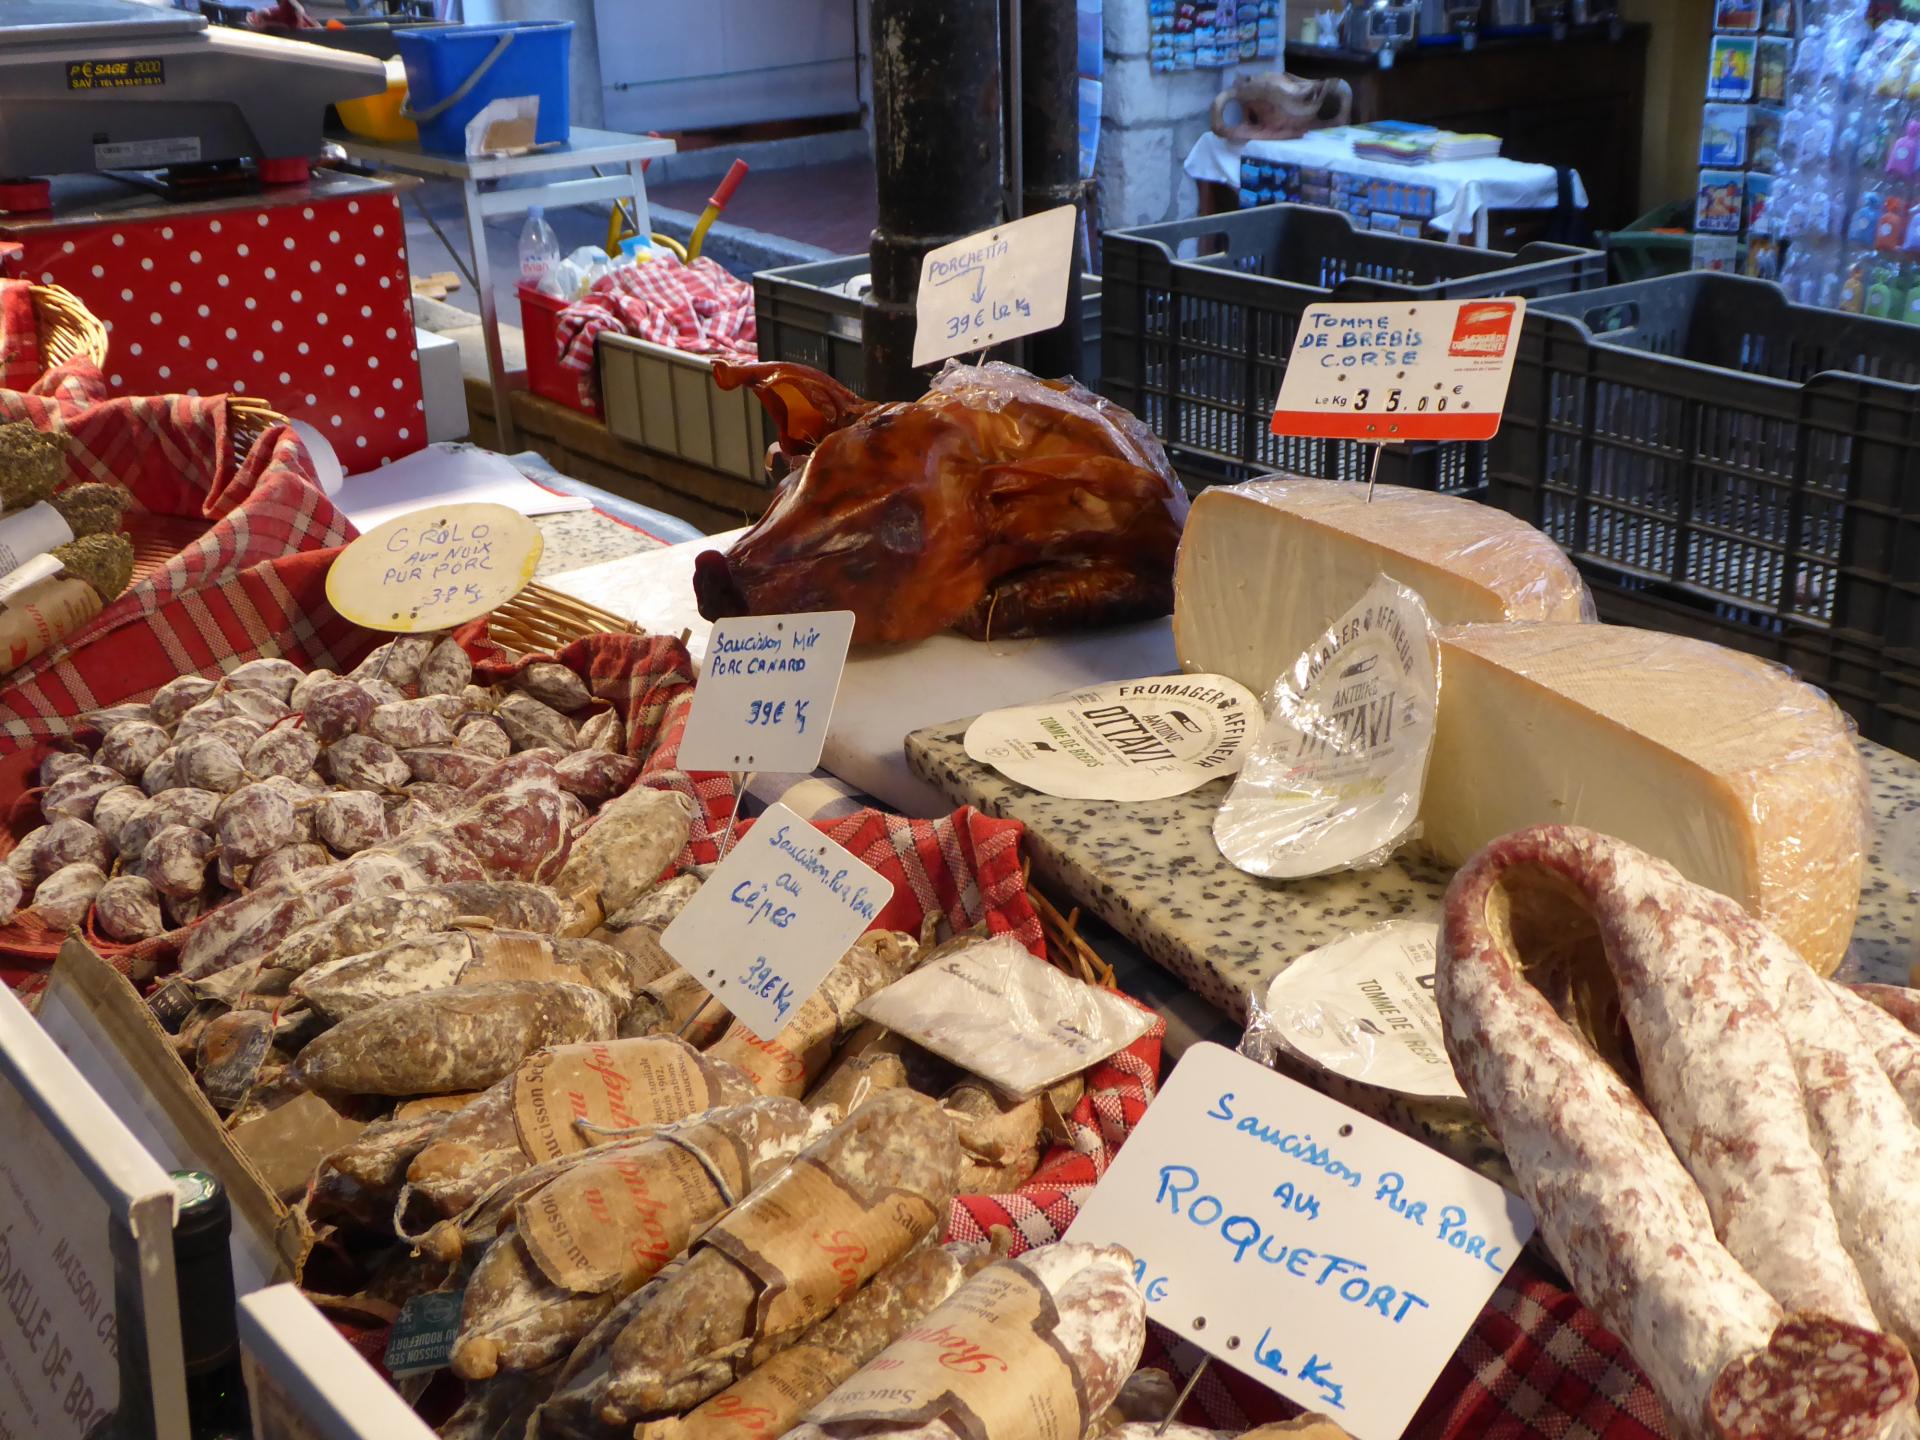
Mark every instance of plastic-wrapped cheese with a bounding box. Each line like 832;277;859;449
1422;622;1868;976
1172;478;1592;695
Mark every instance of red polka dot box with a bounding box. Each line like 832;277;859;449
0;172;426;469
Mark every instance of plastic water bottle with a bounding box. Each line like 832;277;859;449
518;205;560;290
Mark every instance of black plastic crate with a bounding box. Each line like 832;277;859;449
1490;271;1920;749
753;257;1103;396
1100;204;1604;494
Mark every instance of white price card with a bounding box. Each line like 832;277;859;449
325;501;543;634
0;981;187;1440
913;205;1079;368
963;674;1264;801
661;802;894;1040
1068;1043;1533;1440
678;611;855;774
241;1285;437;1440
1270;298;1527;445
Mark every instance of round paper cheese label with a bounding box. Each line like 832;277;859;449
326;502;542;634
963;674;1263;801
1253;921;1465;1101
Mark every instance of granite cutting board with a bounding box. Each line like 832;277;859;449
905;720;1920;1020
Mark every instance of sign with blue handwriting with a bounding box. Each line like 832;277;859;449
660;802;894;1040
678;612;855;775
1067;1043;1534;1440
1270;299;1527;446
912;205;1079;368
326;501;543;634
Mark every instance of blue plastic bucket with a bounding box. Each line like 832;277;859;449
395;21;573;155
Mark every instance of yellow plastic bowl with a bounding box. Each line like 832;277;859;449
337;60;417;143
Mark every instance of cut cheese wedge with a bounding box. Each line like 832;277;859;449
1173;478;1592;697
1423;622;1868;975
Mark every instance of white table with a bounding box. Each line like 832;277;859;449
332;126;677;449
1184;129;1585;247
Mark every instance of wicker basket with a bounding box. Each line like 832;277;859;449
31;284;108;371
488;583;640;656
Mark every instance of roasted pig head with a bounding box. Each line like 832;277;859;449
698;360;1189;645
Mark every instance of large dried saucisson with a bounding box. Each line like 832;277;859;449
1438;825;1918;1440
451;1096;820;1381
787;1243;1147;1440
596;1088;961;1426
654;1238;999;1440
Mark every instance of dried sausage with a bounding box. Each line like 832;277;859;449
1437;825;1919;1440
290;981;617;1096
597;1088;961;1424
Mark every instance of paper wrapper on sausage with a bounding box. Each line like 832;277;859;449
450;1096;820;1380
596;1088;962;1426
291;981;617;1096
405;1036;759;1222
706;931;918;1097
806;1052;910;1117
0;573;100;677
621;967;733;1046
1437;824;1919;1440
650;1239;1000;1440
788;1242;1146;1440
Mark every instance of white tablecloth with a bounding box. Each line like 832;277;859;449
1183;128;1587;246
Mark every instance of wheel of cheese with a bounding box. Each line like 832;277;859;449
1172;477;1593;697
1423;622;1868;975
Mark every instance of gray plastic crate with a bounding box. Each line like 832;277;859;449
1101;203;1603;494
754;257;1104;395
598;333;772;486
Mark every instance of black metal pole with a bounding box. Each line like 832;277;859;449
864;0;1004;401
1020;0;1085;380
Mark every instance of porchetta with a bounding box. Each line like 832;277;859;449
694;360;1189;646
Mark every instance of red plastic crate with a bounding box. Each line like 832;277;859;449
518;283;599;416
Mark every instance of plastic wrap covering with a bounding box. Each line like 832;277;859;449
1171;477;1594;698
1240;920;1464;1101
1214;575;1438;879
696;360;1189;645
1421;622;1869;976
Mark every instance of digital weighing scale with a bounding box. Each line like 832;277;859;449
0;0;384;209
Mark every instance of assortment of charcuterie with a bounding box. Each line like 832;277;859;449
8;431;1920;1440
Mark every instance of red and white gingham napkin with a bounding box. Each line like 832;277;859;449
553;255;758;373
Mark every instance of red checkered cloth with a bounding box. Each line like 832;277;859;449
0;355;356;755
554;256;758;374
950;1016;1674;1440
465;628;1046;955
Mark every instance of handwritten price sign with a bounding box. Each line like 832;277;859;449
1270;299;1527;446
1068;1044;1533;1440
326;502;542;633
678;611;855;774
912;205;1078;368
661;802;894;1040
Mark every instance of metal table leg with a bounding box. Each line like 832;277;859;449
461;177;518;449
406;186;480;294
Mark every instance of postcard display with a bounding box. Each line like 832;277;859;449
1769;1;1920;311
1698;0;1797;274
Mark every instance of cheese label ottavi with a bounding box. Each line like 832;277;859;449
964;674;1263;802
1214;576;1438;879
